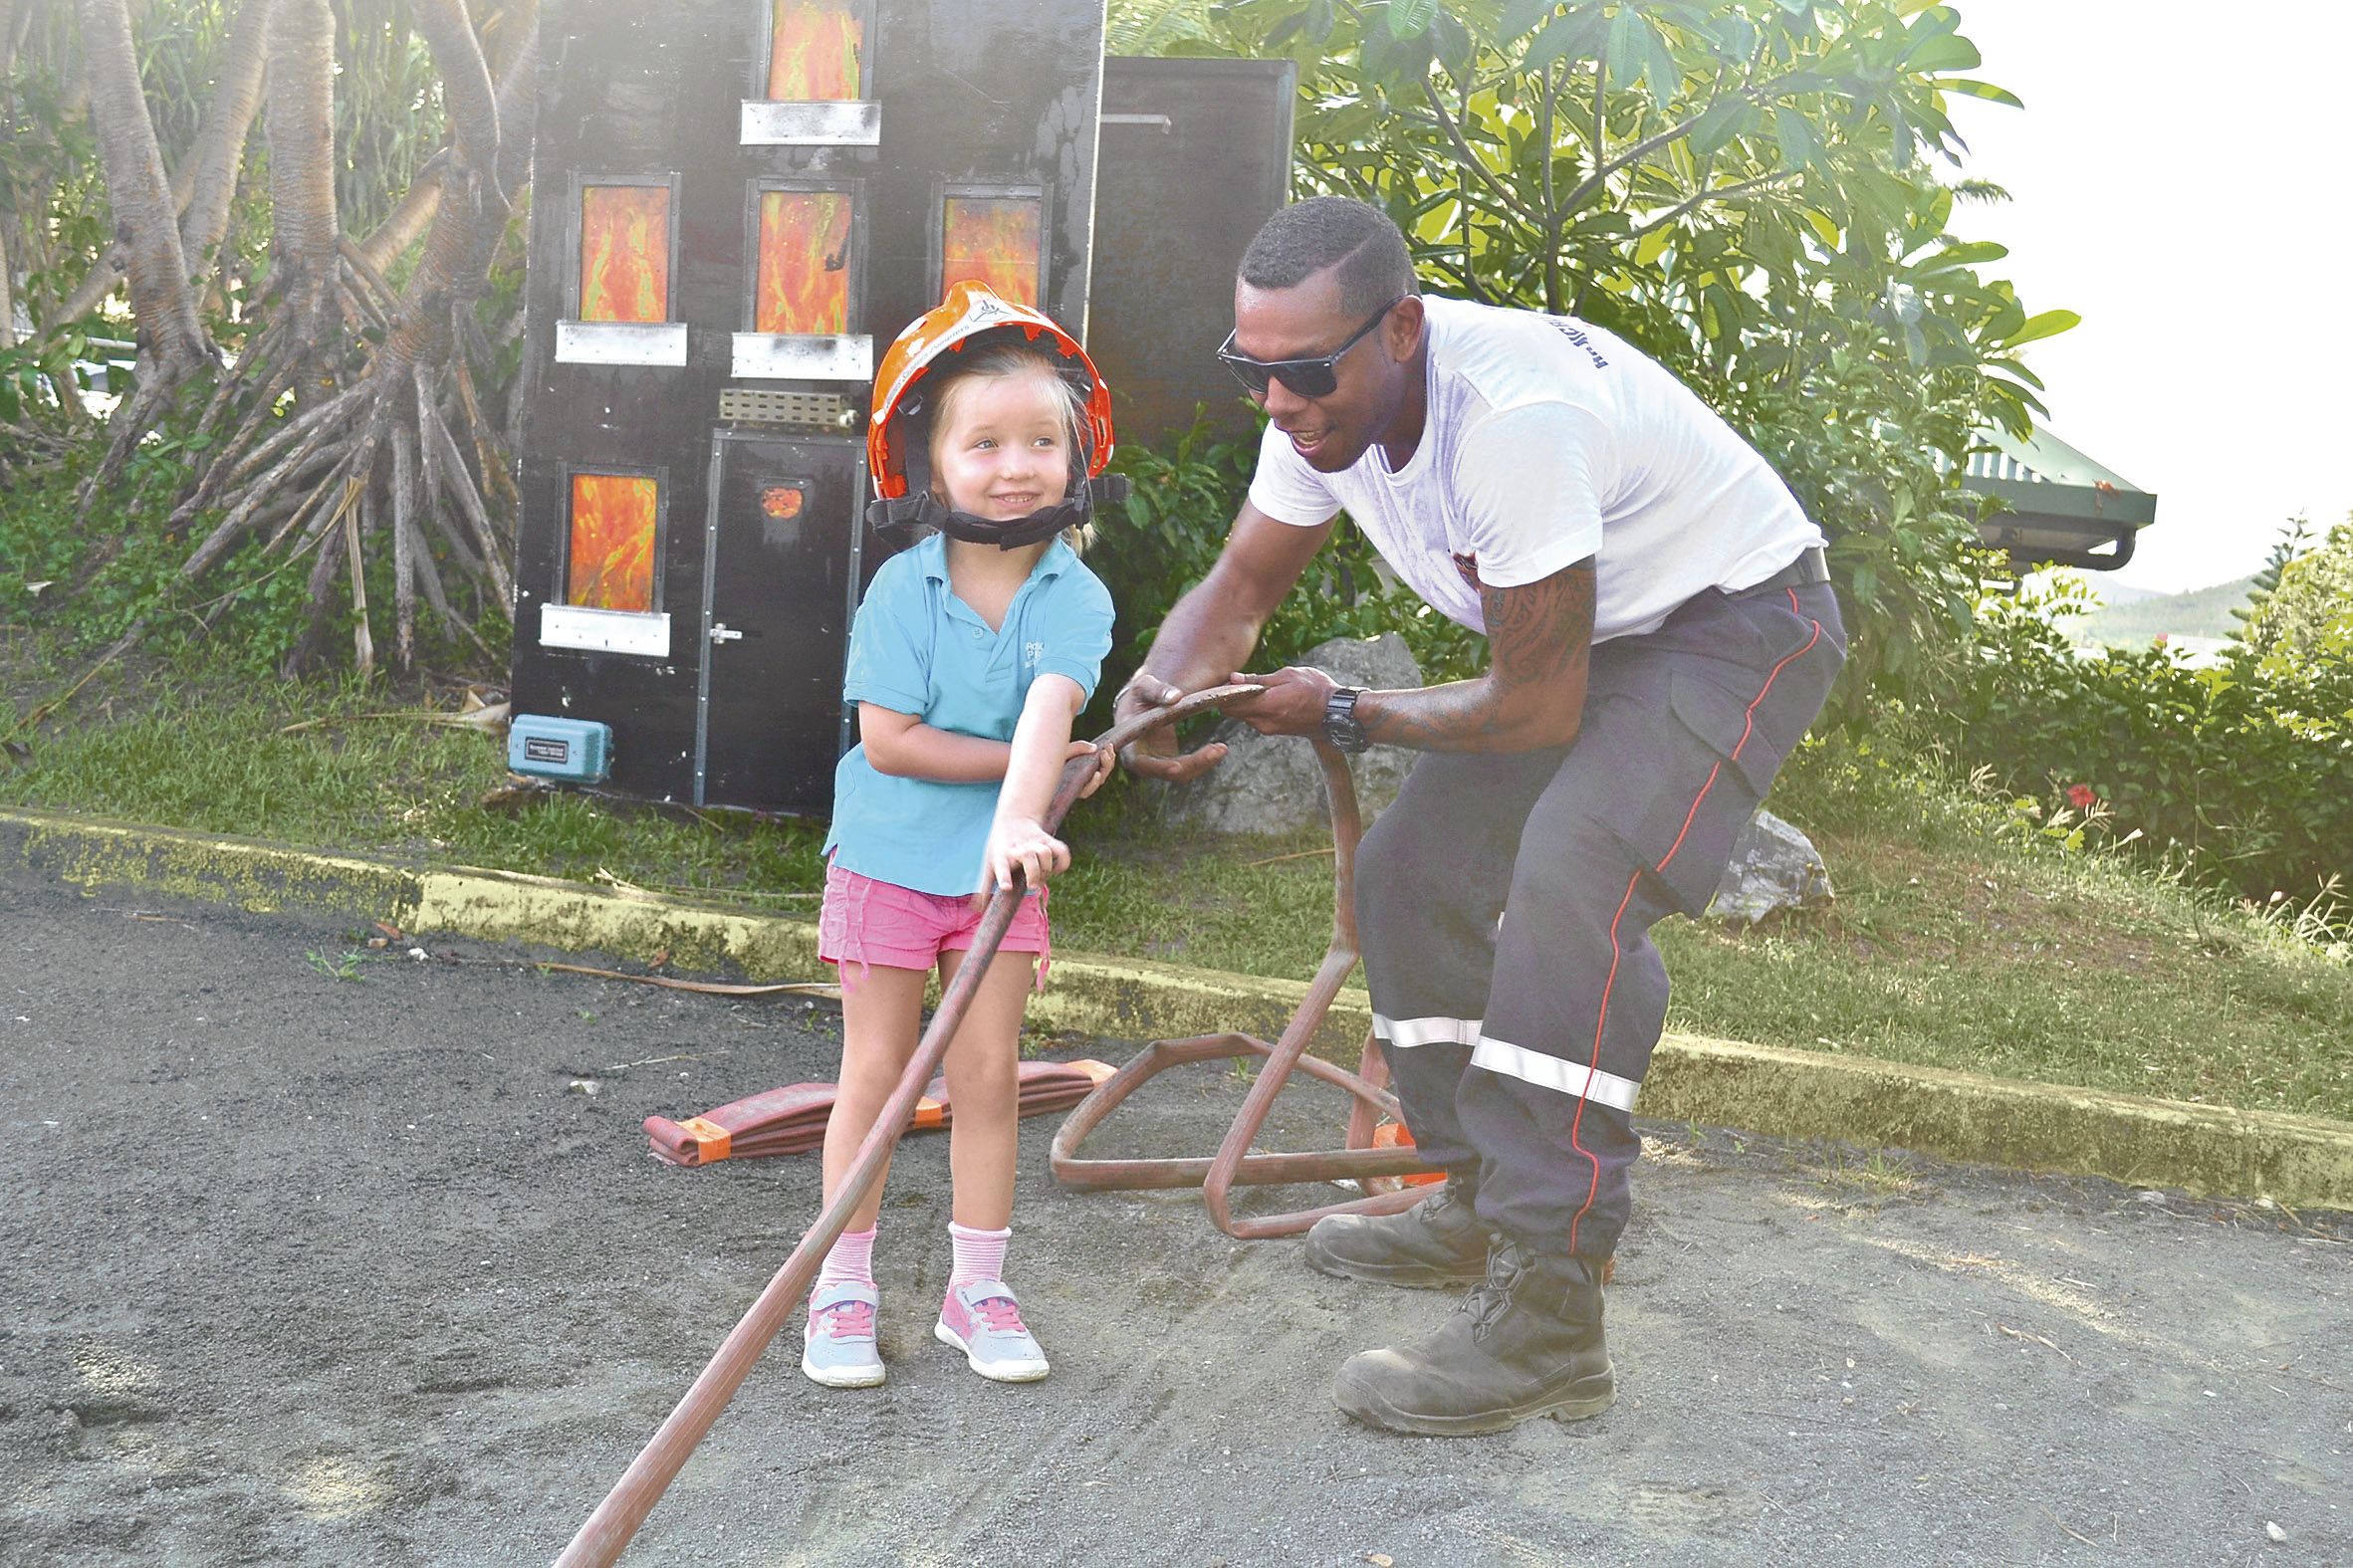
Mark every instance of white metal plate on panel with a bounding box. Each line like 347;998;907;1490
729;333;873;381
739;101;880;145
539;604;672;658
555;321;689;367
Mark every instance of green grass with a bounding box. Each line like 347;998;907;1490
4;643;2348;1124
0;644;830;896
1656;820;2353;1119
1055;747;2353;1122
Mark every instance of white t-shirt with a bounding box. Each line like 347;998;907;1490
1246;296;1824;643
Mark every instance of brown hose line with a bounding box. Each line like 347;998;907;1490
552;684;1258;1568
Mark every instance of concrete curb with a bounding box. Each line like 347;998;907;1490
6;806;2350;1213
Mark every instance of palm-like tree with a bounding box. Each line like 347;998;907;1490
52;0;534;677
73;0;219;486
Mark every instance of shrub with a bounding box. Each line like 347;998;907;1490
1941;584;2353;906
2242;519;2353;666
0;426;499;682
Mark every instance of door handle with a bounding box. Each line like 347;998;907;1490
710;623;745;643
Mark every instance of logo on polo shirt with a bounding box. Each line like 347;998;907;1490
1024;640;1045;669
1542;315;1611;369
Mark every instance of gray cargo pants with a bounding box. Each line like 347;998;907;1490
1356;575;1845;1259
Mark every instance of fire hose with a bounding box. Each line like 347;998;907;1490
1049;721;1443;1232
552;685;1259;1567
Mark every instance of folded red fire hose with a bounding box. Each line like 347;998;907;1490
643;1058;1117;1166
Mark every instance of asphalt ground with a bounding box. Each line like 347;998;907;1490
3;868;2350;1567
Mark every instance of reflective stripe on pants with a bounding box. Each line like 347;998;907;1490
1355;579;1845;1258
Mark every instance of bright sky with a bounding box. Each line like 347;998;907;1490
1943;1;2353;593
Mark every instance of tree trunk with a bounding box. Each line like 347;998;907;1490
411;0;499;188
72;0;208;374
35;1;263;339
265;0;340;369
177;0;276;288
375;0;528;384
355;174;442;277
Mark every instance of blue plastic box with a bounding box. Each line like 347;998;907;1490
507;715;613;784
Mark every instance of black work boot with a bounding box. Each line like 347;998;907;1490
1302;1180;1490;1287
1333;1237;1615;1436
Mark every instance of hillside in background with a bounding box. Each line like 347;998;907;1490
2080;574;2258;646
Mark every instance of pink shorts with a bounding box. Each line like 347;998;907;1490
818;859;1051;988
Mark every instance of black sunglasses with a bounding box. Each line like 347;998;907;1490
1216;298;1402;399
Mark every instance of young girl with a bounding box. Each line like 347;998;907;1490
801;283;1122;1388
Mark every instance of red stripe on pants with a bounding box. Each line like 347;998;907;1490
1563;596;1828;1254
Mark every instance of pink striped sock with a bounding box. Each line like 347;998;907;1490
816;1227;877;1290
947;1222;1011;1288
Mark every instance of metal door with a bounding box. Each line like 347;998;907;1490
695;429;867;811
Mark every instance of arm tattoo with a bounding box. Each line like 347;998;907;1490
1361;559;1595;754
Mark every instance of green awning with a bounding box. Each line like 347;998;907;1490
1965;427;2157;571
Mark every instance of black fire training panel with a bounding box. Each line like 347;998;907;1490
510;0;1107;811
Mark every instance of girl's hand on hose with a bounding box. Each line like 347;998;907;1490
982;815;1071;896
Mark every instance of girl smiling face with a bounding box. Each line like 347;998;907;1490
927;362;1079;523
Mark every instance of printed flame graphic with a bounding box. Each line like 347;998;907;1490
768;0;861;101
579;186;669;325
757;191;851;335
761;485;806;520
942;197;1040;307
569;474;658;612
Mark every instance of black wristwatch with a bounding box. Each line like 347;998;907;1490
1322;685;1370;754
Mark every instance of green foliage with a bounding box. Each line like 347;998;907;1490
305;948;368;982
1088;414;1483;722
0;432;493;679
0;326;111;435
1154;0;2069;715
331;0;453;244
2241;518;2353;667
1940;582;2353;910
2231;514;2314;632
0;28;110;331
0;438;205;650
1104;0;1221;54
1657;739;2353;1117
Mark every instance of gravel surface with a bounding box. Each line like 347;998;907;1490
3;869;2349;1566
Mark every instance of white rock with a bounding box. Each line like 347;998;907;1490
1707;808;1834;924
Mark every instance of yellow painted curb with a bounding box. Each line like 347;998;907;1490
5;807;2348;1212
1643;1035;2353;1214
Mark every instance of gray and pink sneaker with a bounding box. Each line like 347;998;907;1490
802;1282;884;1388
933;1279;1051;1383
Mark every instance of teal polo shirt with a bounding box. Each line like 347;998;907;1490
823;533;1114;896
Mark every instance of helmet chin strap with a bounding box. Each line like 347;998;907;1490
865;475;1129;551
